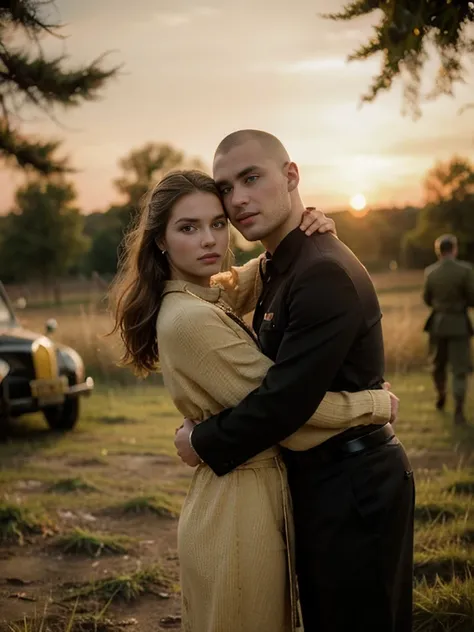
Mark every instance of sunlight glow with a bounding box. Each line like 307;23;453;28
350;193;367;212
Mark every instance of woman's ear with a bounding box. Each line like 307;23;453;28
156;237;167;253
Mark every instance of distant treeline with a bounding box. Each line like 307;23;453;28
1;148;473;298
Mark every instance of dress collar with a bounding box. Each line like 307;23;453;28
162;280;223;303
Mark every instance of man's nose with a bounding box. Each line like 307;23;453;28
231;186;249;207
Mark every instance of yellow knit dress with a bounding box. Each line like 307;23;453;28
156;257;391;632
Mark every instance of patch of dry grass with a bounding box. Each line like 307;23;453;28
55;528;133;557
65;566;173;603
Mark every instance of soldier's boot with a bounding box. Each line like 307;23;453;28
454;396;467;426
434;375;446;411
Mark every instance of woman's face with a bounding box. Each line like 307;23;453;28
162;191;229;287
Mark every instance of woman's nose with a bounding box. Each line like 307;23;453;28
201;230;216;247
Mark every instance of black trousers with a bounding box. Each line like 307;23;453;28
284;436;415;632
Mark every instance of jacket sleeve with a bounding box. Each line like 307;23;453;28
191;260;368;475
465;266;474;307
423;273;433;307
161;304;390;445
210;255;264;316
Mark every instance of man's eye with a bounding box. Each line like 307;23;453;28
246;175;258;184
220;187;231;196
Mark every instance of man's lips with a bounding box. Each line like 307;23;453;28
236;212;258;225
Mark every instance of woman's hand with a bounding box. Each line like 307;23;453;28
299;207;337;237
383;381;399;425
175;418;202;467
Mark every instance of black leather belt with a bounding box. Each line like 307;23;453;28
284;423;396;467
340;422;395;454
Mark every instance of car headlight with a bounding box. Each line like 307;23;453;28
0;359;9;382
57;347;85;383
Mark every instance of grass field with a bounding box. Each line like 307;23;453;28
15;269;430;383
0;376;473;631
1;269;473;631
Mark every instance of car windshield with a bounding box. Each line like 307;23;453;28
0;293;14;325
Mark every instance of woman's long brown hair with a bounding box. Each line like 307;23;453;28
109;170;222;376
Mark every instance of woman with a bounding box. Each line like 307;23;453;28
110;170;393;632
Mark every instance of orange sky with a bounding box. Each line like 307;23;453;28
1;0;473;213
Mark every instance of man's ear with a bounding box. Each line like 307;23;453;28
285;161;300;192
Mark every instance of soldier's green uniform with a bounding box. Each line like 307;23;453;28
423;252;474;424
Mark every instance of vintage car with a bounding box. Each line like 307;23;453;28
0;282;94;430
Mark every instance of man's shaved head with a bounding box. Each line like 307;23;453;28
212;129;304;252
214;129;290;165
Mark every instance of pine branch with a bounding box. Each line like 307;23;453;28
0;1;120;174
0;119;70;174
324;0;474;117
0;48;119;110
321;0;384;21
0;0;59;36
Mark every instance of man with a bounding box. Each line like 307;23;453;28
423;234;474;425
175;130;414;632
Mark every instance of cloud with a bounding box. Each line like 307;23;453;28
384;133;474;158
155;12;191;27
57;1;219;30
323;29;367;43
154;6;220;27
277;56;379;75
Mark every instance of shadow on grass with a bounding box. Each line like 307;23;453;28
414;577;474;632
0;416;63;463
415;555;473;584
414;503;461;525
448;480;474;495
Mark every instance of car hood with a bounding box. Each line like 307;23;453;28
0;326;43;348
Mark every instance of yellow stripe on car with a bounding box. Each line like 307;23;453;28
32;336;57;379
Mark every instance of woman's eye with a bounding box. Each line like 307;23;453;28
180;225;196;233
213;220;227;229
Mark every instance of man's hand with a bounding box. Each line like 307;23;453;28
300;208;337;237
174;418;202;467
383;381;399;425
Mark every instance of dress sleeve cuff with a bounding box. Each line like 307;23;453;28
189;426;204;463
369;389;392;424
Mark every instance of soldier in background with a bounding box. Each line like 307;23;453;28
423;234;474;425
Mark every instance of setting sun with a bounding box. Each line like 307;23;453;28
350;193;367;212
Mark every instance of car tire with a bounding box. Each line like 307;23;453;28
43;397;79;431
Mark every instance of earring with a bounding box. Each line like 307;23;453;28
161;249;167;255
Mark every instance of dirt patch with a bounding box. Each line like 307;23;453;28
0;443;185;631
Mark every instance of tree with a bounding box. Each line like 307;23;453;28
402;156;474;266
83;143;206;276
0;0;119;174
0;179;89;301
325;1;474;118
423;155;474;204
82;206;125;276
114;142;206;210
